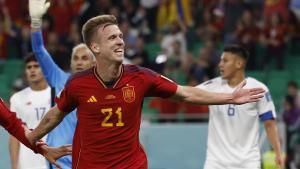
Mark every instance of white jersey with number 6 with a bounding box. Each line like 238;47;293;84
10;86;51;169
197;77;276;168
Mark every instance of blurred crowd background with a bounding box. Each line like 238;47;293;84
1;0;300;168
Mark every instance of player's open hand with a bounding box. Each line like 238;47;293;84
232;80;265;104
39;144;72;169
275;154;285;169
29;0;50;19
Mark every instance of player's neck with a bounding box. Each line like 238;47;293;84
96;61;122;82
30;79;48;91
227;72;245;88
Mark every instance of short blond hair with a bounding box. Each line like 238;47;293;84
82;15;118;47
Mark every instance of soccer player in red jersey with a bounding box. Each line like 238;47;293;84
0;98;71;168
1;15;264;169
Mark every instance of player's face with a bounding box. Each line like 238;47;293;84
97;24;125;63
25;61;45;83
71;47;95;73
218;52;239;79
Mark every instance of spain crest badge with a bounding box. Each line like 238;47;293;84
122;85;135;103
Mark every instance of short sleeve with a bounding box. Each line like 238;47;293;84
10;95;21;118
55;80;78;113
144;69;177;98
196;80;214;91
258;87;276;121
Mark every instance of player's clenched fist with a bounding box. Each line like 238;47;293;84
29;0;50;28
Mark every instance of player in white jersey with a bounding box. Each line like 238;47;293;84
197;45;284;169
9;53;50;169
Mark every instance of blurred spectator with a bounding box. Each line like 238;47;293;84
287;81;300;107
224;0;245;43
45;31;69;71
131;7;151;41
287;10;300;47
283;95;300;128
140;0;159;33
79;0;112;28
119;0;137;25
161;21;187;61
49;0;73;37
260;12;287;70
120;20;138;48
264;0;289;23
196;5;224;42
69;0;85;17
282;95;300;168
156;0;193;31
125;36;150;67
0;6;10;62
233;10;260;70
189;40;219;83
290;145;300;169
66;19;81;49
3;0;27;25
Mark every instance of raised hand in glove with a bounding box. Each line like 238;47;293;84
29;0;50;29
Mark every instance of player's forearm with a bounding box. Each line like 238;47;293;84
27;106;66;144
264;120;282;156
175;86;234;105
9;136;20;169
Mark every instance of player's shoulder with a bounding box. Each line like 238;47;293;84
65;67;94;85
246;77;268;90
10;87;31;102
201;77;223;87
124;64;157;77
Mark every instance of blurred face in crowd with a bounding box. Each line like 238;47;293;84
218;52;244;80
25;61;45;84
95;24;125;63
70;47;95;73
287;85;298;97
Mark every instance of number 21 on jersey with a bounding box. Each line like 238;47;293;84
227;104;235;116
101;107;124;127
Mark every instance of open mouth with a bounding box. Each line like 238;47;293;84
114;49;124;55
76;67;83;71
30;74;36;78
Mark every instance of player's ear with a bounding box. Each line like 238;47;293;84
236;57;245;69
90;42;101;54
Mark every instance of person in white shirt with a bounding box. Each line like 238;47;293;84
197;45;284;169
9;53;51;169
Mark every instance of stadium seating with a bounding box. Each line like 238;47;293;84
0;59;24;101
145;42;161;62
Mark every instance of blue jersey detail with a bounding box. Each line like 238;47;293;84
32;31;75;169
259;111;274;121
265;92;272;102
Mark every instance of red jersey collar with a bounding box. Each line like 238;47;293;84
93;65;124;89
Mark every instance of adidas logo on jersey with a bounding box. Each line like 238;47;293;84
87;96;97;103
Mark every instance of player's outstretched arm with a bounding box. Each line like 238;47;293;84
0;98;38;151
172;80;265;105
29;0;69;87
264;120;284;169
26;106;69;145
0;99;71;169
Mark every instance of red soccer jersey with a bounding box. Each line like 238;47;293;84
55;65;177;169
0;99;39;153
